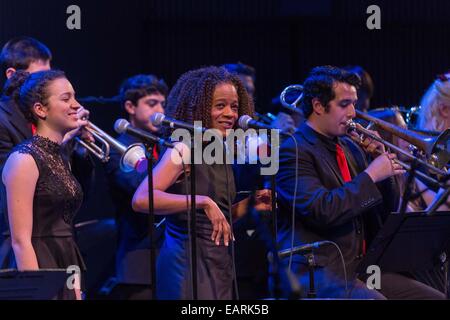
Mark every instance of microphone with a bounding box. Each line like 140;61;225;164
238;115;275;131
114;119;174;148
150;112;206;132
277;241;330;259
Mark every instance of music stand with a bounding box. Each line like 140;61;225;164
357;211;450;294
0;269;70;300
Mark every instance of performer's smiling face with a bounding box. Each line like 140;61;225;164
210;82;239;136
314;82;358;138
35;77;81;132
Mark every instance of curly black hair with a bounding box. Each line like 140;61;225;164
301;65;361;118
3;69;66;124
164;66;254;132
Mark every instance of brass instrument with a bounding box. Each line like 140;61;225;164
279;83;450;183
75;122;113;162
377;106;440;136
347;110;450;186
279;84;304;115
76;121;147;172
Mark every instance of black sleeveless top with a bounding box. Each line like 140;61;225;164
1;135;85;271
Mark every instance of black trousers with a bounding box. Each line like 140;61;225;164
273;264;446;299
109;284;153;300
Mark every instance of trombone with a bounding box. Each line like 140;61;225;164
279;84;304;115
347;110;450;186
279;83;450;184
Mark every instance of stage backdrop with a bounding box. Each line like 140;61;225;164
1;0;449;219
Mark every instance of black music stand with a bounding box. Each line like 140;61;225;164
357;212;450;296
0;269;70;300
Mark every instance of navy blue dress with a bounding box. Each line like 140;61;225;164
156;161;236;300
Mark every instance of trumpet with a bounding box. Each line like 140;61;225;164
75;122;112;162
347;110;450;186
75;122;147;172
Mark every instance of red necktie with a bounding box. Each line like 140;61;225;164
335;143;351;182
336;143;366;254
152;146;159;161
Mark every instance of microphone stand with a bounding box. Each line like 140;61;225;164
264;129;282;299
144;142;156;299
269;163;281;299
399;158;419;215
305;252;316;298
190;135;198;300
426;183;450;216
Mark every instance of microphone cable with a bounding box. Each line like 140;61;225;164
286;132;299;272
323;241;348;297
282;133;348;297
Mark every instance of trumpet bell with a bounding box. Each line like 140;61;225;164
120;143;148;173
430;129;450;168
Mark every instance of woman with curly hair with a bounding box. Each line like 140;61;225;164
132;66;256;299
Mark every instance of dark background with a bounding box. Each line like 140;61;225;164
1;0;449;297
2;0;450;116
1;0;450;221
1;1;449;217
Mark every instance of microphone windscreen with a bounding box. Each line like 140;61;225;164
114;118;130;134
238;115;252;130
150;112;165;126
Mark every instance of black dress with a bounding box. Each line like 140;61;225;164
156;161;236;300
0;135;85;299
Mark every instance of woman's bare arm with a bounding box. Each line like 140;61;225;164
2;152;39;270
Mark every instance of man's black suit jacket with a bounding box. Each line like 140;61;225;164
276;122;399;277
0;96;33;239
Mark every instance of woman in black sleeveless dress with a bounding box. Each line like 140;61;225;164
132;66;255;299
1;70;88;299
